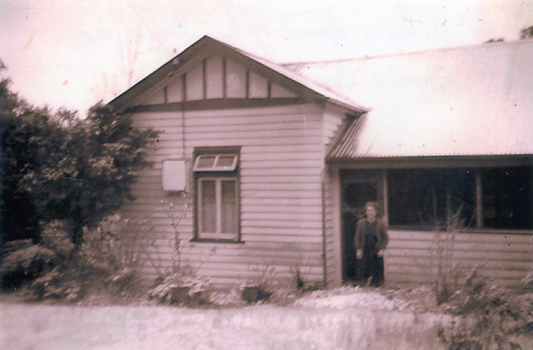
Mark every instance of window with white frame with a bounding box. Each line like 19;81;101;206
193;148;240;241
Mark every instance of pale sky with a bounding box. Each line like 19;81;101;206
1;0;532;117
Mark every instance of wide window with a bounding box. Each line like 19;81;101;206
388;167;532;230
481;167;532;230
193;148;240;241
388;169;475;229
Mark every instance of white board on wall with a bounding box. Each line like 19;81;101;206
162;160;187;191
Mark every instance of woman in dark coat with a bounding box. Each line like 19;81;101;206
354;201;389;286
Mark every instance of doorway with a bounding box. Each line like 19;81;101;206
340;169;383;282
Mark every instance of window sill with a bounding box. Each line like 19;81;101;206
388;226;533;235
190;238;245;244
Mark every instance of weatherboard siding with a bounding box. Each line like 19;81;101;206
121;104;327;286
322;108;348;287
384;230;533;289
323;174;337;287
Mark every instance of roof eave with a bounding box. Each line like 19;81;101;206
109;35;213;112
321;98;368;116
326;155;533;168
109;35;369;114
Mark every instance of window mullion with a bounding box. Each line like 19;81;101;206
216;178;222;234
476;170;483;228
198;179;204;234
382;169;389;226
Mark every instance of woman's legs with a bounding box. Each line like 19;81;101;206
362;249;383;286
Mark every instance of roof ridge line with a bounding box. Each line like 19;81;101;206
281;38;533;66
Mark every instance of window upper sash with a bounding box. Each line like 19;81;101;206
193;154;238;172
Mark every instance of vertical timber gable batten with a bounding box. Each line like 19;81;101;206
206;55;224;99
186;63;204;101
249;72;269;98
131;54;301;110
225;59;247;98
166;76;183;103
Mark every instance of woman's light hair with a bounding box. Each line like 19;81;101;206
364;201;379;212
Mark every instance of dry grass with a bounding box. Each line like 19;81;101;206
0;301;449;350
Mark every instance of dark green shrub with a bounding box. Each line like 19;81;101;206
0;221;75;289
0;244;56;288
4;216;147;302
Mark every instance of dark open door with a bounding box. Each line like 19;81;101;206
339;168;387;283
341;182;378;282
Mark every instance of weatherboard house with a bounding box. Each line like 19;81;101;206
110;36;532;289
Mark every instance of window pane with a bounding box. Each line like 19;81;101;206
196;156;216;169
200;180;216;233
388;169;475;229
482;167;532;229
215;155;236;169
220;180;237;234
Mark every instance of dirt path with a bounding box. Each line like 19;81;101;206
1;302;449;350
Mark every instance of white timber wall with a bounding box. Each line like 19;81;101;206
322;106;348;287
121;104;327;287
384;230;533;289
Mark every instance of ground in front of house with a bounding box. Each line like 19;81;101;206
1;286;452;350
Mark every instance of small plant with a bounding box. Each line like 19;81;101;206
143;200;189;277
247;264;277;288
148;266;210;305
291;266;305;289
520;270;533;292
146;201;217;305
288;262;322;293
438;267;533;350
147;245;216;305
161;200;189;270
241;264;277;303
429;203;465;305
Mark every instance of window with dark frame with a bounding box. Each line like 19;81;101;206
387;166;532;230
193;148;240;241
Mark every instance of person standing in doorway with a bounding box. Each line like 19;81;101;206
354;201;389;286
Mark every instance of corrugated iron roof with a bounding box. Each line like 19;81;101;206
284;40;533;159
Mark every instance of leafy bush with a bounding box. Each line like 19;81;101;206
438;268;533;350
80;214;142;270
28;265;85;301
0;221;75;289
40;220;75;260
0;244;56;280
4;216;147;302
1;70;158;251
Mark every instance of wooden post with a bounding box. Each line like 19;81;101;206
382;169;389;226
476;170;483;228
202;59;207;100
331;165;343;287
432;186;438;226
